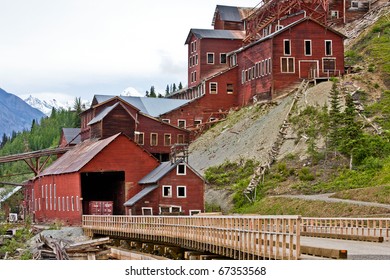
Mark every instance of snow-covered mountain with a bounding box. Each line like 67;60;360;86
24;95;73;116
120;87;144;97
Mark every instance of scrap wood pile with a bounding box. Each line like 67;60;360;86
33;235;112;260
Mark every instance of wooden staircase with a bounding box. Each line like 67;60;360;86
244;79;310;202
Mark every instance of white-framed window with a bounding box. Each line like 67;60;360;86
164;134;171;146
304;40;312;56
322;58;336;72
71;196;74;211
136;132;144;145
351;1;359;9
53;184;56;211
162;185;172;197
281;57;295;73
41;185;44;198
207;52;215;64
241;70;245;84
230;54;237;66
58;197;61;211
325;40;333;56
66;196;69;211
62;197;65;211
178;119;186;128
284;39;291;56
150;133;158;146
142;207;153;216
177;163;186;175
45;185;48;210
38;198;41;211
162;119;170;124
159;206;182;214
190;210;201;216
330;10;339;18
76;196;79;211
49;184;52;210
177;186;187;198
209;82;218;94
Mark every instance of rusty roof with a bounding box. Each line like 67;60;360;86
37;133;122;177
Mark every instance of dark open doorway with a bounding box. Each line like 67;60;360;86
81;171;125;215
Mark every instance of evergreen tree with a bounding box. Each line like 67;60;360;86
339;93;362;169
165;85;170;96
73;97;83;127
0;133;8;148
145;90;149;97
149;86;157;98
328;82;342;153
178;82;183;90
172;83;177;93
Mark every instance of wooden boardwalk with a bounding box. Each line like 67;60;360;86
82;215;301;260
82;215;390;260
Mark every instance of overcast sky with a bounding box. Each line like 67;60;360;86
0;0;258;103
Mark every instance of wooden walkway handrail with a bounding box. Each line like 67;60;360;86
301;217;390;239
82;215;301;260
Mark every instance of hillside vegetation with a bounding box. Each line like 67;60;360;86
199;11;390;217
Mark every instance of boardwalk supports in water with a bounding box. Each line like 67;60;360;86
82;215;301;260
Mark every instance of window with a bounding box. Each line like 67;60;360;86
171;206;181;213
304;40;312;56
76;196;79;211
177;163;186;175
220;53;227;64
142;207;153;216
276;25;284;31
150;133;158;146
177;186;186;198
49;184;52;210
281;57;295;73
190;210;201;216
209;82;218;94
178;119;186;128
227;83;234;94
325;40;332;56
136;132;144;145
45;185;48;210
284;39;291;55
241;70;245;84
162;119;170;124
58;197;61;211
164;134;171;146
230;54;237;66
207;53;214;64
162;185;172;197
331;10;339;18
177;134;184;144
195;54;198;65
62;197;65;212
66;196;69;211
71;196;74;211
323;58;336;72
194;120;202;127
351;1;358;8
53;184;56;211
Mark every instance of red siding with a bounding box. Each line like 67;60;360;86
130;165;205;215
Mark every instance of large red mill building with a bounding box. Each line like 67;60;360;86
22;1;383;224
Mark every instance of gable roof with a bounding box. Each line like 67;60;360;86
212;5;253;25
87;102;137;126
61;128;81;145
37;133;123;177
185;29;245;44
92;95;191;118
123;185;158;207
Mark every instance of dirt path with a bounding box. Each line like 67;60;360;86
276;193;390;210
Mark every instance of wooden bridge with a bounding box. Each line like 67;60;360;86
82;215;390;260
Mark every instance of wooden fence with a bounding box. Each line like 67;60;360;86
82;215;301;260
302;218;390;240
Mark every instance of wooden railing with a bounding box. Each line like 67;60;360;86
302;218;390;240
82;215;301;260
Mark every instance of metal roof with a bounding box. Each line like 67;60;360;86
37;133;121;177
186;29;245;44
0;186;22;203
88;102;119;125
62;128;81;145
138;161;177;184
123;185;158;207
92;95;191;117
215;5;243;22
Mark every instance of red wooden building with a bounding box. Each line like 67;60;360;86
124;159;205;216
80;95;191;161
24;134;205;225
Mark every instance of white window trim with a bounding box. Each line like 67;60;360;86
280;57;296;73
164;133;171;146
178;119;186;129
162;119;170;124
150;133;158;146
142;207;153;216
162;185;172;198
220;53;227;64
283;39;291;56
325;40;333;56
177;163;186;175
209;82;218;94
322;57;337;72
137;132;144;145
304;40;312;56
207;52;215;64
177;185;187;198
